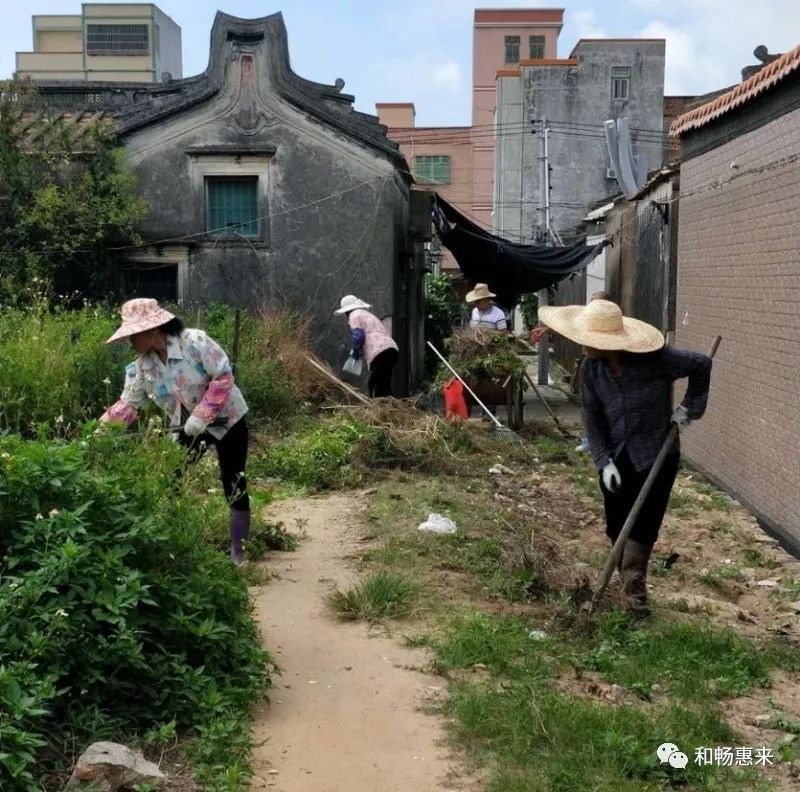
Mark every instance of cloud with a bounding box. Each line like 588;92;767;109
636;0;800;94
430;60;462;92
639;21;727;94
572;9;610;39
361;50;466;125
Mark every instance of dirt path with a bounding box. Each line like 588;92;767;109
249;493;477;792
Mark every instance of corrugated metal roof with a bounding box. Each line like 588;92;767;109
670;42;800;136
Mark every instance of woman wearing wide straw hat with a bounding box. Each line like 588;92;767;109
539;299;712;613
335;295;399;397
99;298;251;564
466;283;508;333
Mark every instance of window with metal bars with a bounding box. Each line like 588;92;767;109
414;155;450;185
529;36;545;59
611;66;631;101
86;23;150;55
206;177;260;237
504;36;520;64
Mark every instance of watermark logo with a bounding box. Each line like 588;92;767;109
657;743;689;769
658;743;774;769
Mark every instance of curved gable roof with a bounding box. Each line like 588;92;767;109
114;12;407;171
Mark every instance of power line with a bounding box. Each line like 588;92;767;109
392;125;670;147
392;116;672;138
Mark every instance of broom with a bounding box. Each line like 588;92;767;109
427;341;521;442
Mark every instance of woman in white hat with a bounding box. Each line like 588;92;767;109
335;295;399;397
99;298;250;564
466;283;508;333
538;299;712;613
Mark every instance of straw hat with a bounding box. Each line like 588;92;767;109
106;298;175;344
538;300;664;353
465;283;495;303
334;295;372;315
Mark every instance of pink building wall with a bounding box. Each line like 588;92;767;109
471;9;564;230
377;9;565;263
376;109;473;271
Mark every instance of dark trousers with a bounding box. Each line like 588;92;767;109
178;417;249;511
600;447;679;546
368;348;398;398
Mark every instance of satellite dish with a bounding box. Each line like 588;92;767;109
161;71;173;84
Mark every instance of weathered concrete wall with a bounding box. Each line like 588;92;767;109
121;37;410;378
512;40;665;240
495;74;526;242
153;6;182;80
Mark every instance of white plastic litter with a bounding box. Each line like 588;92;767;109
417;513;458;535
489;463;515;477
342;356;363;377
528;630;548;641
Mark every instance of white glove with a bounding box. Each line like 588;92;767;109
602;460;622;494
183;414;207;437
671;405;690;434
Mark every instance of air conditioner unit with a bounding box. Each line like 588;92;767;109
606;167;617;180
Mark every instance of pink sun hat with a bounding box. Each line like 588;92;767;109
106;298;176;344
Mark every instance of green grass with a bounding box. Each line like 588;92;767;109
742;547;780;569
582;613;800;701
698;563;747;590
668;486;699;517
692;483;734;512
447;684;763;791
423;610;783;791
328;571;421;622
429;611;551;675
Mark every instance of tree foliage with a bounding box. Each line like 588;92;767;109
0;81;147;302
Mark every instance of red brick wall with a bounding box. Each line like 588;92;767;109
676;107;800;544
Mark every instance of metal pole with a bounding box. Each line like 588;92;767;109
537;115;550;387
543;117;551;234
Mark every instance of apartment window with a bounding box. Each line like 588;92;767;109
504;36;520;64
612;66;631;101
529;35;546;59
415;155;450;185
206;177;260;237
86;23;150;55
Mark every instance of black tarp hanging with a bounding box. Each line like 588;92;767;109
432;194;608;309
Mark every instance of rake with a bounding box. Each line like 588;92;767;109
427;341;521;443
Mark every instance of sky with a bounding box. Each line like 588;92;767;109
2;0;799;127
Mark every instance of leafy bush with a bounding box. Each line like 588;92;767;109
0;81;146;302
0;300;304;436
0;299;126;434
424;273;459;380
0;430;273;790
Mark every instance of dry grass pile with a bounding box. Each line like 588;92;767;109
342;398;476;469
254;311;337;401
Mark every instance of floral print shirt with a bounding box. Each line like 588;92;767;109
347;308;398;367
100;329;247;440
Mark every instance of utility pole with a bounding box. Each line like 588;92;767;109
537;115;551;387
